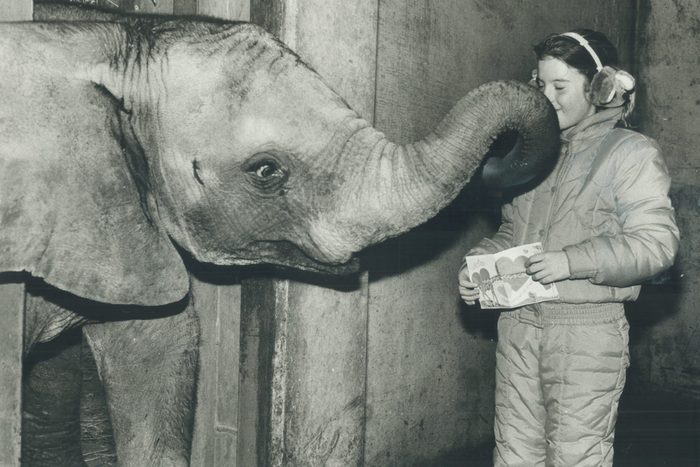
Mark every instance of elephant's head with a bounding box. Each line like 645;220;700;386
0;7;558;306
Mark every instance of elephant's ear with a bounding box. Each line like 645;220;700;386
0;84;189;306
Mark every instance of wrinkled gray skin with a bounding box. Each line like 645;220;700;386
3;2;559;466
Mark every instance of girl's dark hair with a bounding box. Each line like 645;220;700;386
533;29;618;81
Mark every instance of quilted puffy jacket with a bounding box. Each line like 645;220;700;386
467;107;680;304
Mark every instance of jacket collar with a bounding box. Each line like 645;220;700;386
560;107;624;149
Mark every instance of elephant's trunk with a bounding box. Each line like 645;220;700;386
328;80;558;256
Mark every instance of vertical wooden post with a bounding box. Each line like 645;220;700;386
0;6;32;467
1;3;32;21
0;276;26;467
189;272;243;467
196;0;250;20
132;0;175;14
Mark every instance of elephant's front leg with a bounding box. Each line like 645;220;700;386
83;305;199;467
22;330;86;467
22;286;91;467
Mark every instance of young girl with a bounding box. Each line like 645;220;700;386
458;29;679;466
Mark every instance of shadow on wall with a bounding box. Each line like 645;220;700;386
360;130;524;282
458;300;499;342
183;247;364;292
626;279;682;329
359;185;493;278
361;130;547;344
359;177;504;344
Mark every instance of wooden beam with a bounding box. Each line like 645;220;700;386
0;277;25;467
196;0;249;20
190;273;243;467
173;0;197;15
2;2;32;21
132;0;175;14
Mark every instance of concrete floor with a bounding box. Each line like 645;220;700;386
426;390;700;467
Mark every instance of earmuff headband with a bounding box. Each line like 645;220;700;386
560;32;603;72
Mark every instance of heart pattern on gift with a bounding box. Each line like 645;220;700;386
471;268;491;285
495;255;530;291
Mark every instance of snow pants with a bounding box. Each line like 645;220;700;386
493;303;629;467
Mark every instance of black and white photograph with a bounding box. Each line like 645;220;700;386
0;1;697;466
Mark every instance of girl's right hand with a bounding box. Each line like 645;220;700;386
458;265;480;306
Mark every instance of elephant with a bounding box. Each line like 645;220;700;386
1;1;559;465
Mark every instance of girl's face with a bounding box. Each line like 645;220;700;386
536;56;596;130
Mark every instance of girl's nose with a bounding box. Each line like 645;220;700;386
543;87;556;106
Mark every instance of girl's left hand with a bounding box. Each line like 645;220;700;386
525;251;571;284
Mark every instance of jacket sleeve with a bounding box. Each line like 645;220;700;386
462;202;515;265
563;139;679;287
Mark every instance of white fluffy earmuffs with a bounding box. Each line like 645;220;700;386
589;65;636;108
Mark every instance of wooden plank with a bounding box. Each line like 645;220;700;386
132;0;175;14
213;284;242;464
2;3;33;21
189;278;220;467
196;0;249;20
237;277;277;467
0;7;31;467
0;277;27;467
190;273;242;467
173;0;197;15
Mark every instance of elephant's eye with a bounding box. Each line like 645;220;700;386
244;153;288;193
255;163;278;179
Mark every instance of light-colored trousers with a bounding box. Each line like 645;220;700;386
493;304;630;467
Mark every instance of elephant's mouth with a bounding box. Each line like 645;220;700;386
222;241;360;275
